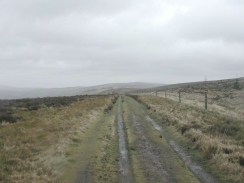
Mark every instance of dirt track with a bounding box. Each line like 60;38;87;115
74;95;216;183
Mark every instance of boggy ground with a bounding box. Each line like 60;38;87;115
122;95;211;183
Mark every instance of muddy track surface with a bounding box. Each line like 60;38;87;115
123;96;216;183
117;97;134;183
133;114;177;183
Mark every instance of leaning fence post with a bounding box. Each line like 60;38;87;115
156;90;157;97
165;91;167;99
205;91;208;110
179;91;181;103
204;77;208;110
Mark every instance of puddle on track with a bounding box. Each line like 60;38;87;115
133;115;177;183
144;113;216;183
118;98;133;183
169;141;216;183
145;115;163;132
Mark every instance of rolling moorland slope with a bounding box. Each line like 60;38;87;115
0;78;243;182
0;95;119;182
0;82;163;99
1;95;216;183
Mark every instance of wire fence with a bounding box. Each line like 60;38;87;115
136;90;208;108
128;78;244;119
133;89;244;118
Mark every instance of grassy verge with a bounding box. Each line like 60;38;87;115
67;98;119;183
0;95;118;182
131;94;244;183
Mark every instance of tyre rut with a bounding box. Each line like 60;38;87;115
117;97;134;183
128;96;216;183
133;114;177;183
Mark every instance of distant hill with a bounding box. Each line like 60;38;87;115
0;82;164;99
131;77;244;93
0;85;19;91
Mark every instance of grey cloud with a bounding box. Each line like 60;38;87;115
0;0;243;87
1;0;138;18
173;1;244;43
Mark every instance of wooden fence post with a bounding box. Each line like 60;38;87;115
204;77;208;110
165;91;167;99
156;90;157;97
205;91;208;110
179;91;181;103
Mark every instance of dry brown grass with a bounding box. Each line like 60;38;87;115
0;95;116;183
154;89;244;120
134;94;244;182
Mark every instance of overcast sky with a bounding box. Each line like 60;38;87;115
0;0;243;88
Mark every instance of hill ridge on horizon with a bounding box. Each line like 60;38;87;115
0;82;164;99
0;82;163;90
1;77;242;99
131;77;244;93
